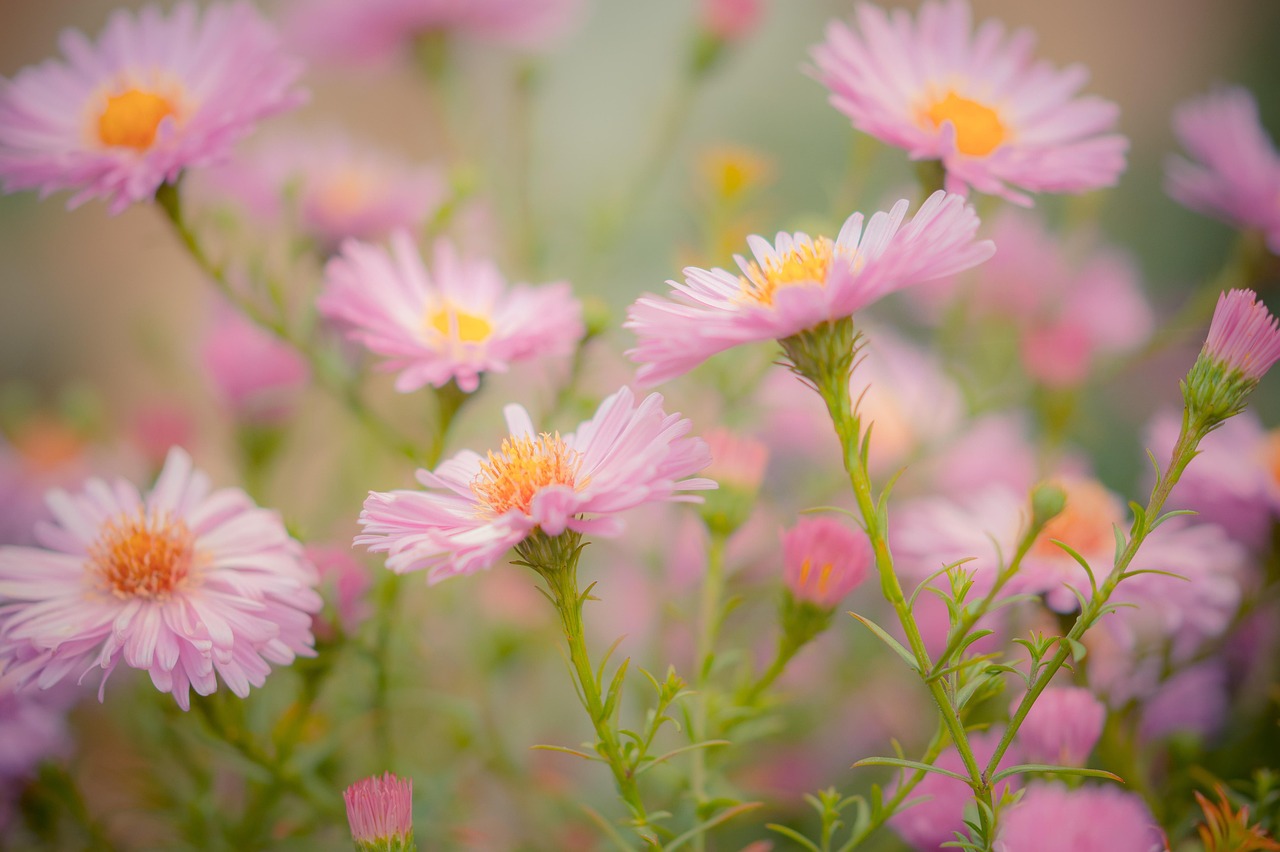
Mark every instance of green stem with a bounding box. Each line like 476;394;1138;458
690;530;729;839
36;763;120;851
154;181;425;465
844;725;949;850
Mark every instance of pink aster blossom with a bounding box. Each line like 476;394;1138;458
1166;87;1280;253
356;387;714;583
0;447;321;710
782;517;870;609
200;301;309;422
0;673;75;782
1201;289;1280;383
809;0;1127;205
285;0;582;65
0;3;305;214
995;783;1165;852
319;233;583;394
626;191;993;386
701;0;764;42
1013;684;1105;767
306;545;374;641
344;772;414;851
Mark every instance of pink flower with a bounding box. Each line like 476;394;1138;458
0;447;321;710
1013;685;1105;767
285;0;581;65
344;772;414;850
356;387;714;583
1201;289;1280;383
1166;87;1280;253
626;191;993;386
703;428;769;493
1138;661;1228;743
810;0;1127;205
887;730;1020;851
701;0;764;41
0;673;75;782
0;3;304;214
306;545;374;640
995;783;1164;852
200;302;309;422
318;233;584;394
782;517;870;609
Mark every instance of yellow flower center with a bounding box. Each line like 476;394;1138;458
924;91;1008;157
89;513;199;600
97;88;177;150
739;237;834;306
471;432;584;516
426;305;493;343
1032;479;1121;559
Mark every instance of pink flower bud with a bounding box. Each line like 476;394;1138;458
782;517;870;609
344;772;414;851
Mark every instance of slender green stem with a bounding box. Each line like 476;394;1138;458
690;530;729;842
733;636;800;712
36;763;120;851
844;725;949;850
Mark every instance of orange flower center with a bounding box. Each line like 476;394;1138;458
471;432;584;516
1032;479;1121;559
97;88;177;150
10;417;83;473
426;305;493;343
924;91;1007;157
739;237;835;306
315;169;375;216
1264;429;1280;488
89;513;199;600
797;557;836;597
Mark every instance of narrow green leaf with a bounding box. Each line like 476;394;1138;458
991;764;1123;783
529;744;599;761
852;756;970;782
635;740;730;775
601;657;631;723
766;824;822;852
665;802;763;851
849;612;919;672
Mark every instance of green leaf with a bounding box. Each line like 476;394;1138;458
766;824;822;852
635;740;730;775
852;756;971;782
848;612;919;672
991;764;1123;783
529;744;599;761
665;802;763;851
1066;637;1088;663
1047;539;1097;595
601;658;631;723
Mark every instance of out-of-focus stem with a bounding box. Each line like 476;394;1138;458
690;530;729;842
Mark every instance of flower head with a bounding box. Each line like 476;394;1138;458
995;783;1165;852
1013;685;1105;767
1166;87;1280;254
626;191;993;386
782;517;870;609
1185;290;1280;426
0;3;304;214
344;772;415;852
810;0;1127;205
0;448;321;709
318;232;584;394
356;387;714;582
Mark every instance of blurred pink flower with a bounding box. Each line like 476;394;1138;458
1139;661;1229;743
200;302;309;421
0;3;304;214
1166;87;1280;253
0;672;75;782
887;730;1020;851
0;421;93;547
306;545;374;640
701;0;764;41
627;192;993;386
356;387;714;583
994;783;1164;852
130;403;197;471
782;516;870;608
344;772;414;850
810;0;1127;205
1013;685;1105;767
0;447;321;710
703;428;769;493
285;0;582;64
923;413;1037;498
1201;289;1280;383
319;233;584;393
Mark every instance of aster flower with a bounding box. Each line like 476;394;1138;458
1013;685;1104;767
0;672;75;783
0;447;321;710
626;191;993;386
356;387;714;583
0;3;305;214
344;772;415;852
1166;87;1280;253
809;0;1127;205
284;0;581;65
782;517;870;610
995;783;1165;852
1185;289;1280;425
318;232;584;394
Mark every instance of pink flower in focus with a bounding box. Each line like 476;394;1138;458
994;783;1164;852
810;0;1127;206
887;730;1020;851
319;233;584;394
1166;87;1280;253
200;302;309;421
344;772;414;851
285;0;582;65
1201;289;1280;383
0;447;321;710
356;387;715;583
701;0;764;41
1013;685;1105;767
626;191;993;386
0;3;305;214
782;517;870;609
